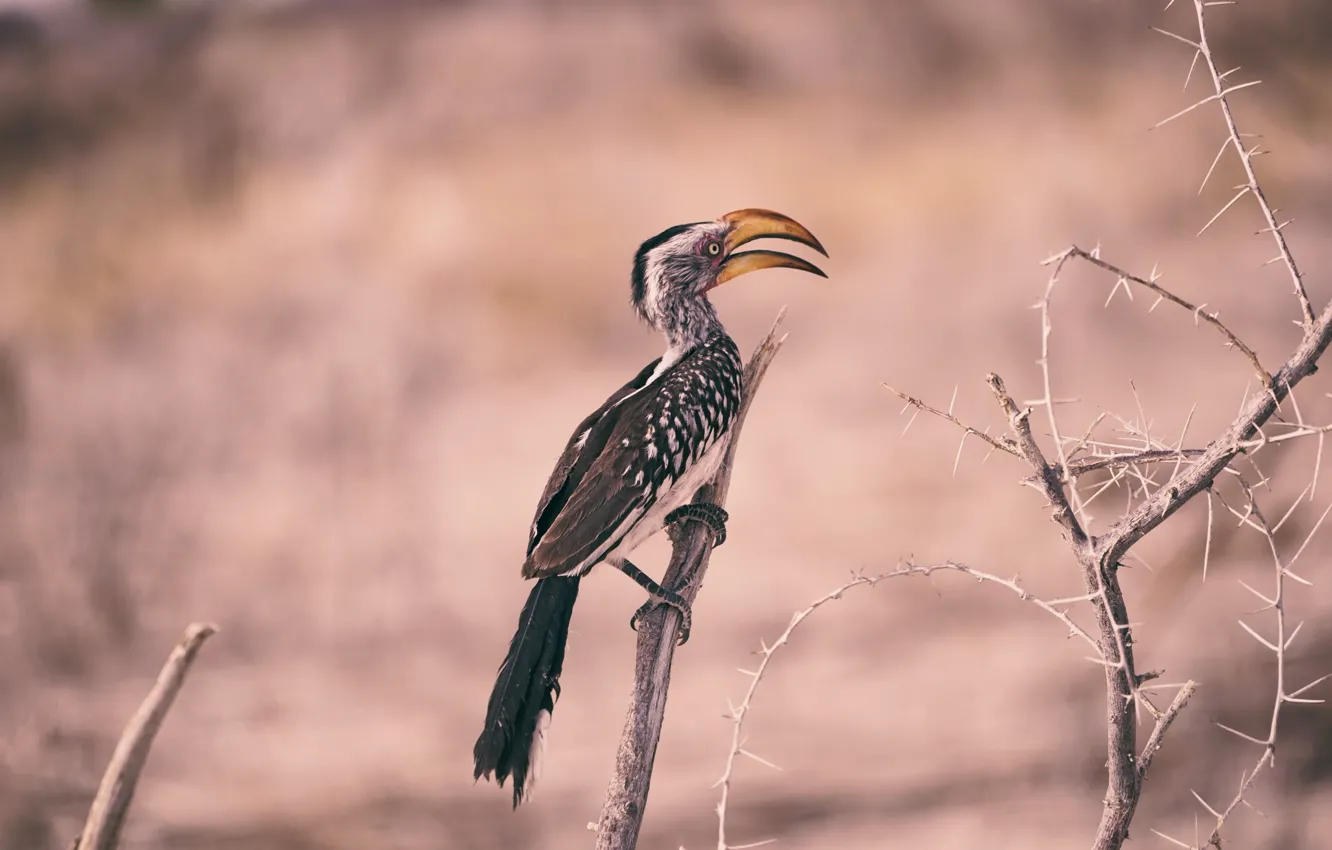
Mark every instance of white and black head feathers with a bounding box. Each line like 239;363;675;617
629;220;729;353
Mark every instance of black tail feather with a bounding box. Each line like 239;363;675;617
473;575;580;807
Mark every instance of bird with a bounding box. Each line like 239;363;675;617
472;208;827;807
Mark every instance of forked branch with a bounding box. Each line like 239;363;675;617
875;6;1332;845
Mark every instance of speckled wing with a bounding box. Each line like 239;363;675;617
523;335;743;579
522;398;655;579
525;356;662;559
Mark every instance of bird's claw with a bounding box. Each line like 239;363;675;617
630;596;692;645
667;503;729;548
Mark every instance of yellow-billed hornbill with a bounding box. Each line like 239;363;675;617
473;208;827;806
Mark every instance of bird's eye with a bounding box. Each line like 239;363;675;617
706;241;722;256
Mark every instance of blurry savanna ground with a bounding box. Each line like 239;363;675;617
3;1;1332;848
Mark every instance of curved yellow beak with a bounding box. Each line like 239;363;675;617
711;208;828;290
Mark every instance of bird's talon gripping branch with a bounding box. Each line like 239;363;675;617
618;558;693;644
629;593;693;645
473;208;826;808
666;503;730;548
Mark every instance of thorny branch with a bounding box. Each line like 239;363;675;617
1060;422;1332;485
984;367;1147;850
1136;682;1197;781
1155;480;1331;850
1064;448;1204;478
883;383;1020;462
1063;246;1271;389
872;4;1332;849
716;560;1118;850
1153;0;1316;327
985;372;1087;543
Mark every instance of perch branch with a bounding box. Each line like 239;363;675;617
594;311;788;850
74;622;217;850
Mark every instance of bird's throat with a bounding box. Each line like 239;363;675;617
654;296;724;365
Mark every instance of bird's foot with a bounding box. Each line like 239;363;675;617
630;591;692;646
666;503;729;548
619;557;695;645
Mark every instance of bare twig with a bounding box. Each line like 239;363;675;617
1052;23;1332;568
716;559;1107;849
895;367;1168;850
715;572;884;850
1063;448;1206;478
1138;681;1199;779
986;372;1087;543
1186;482;1324;848
1189;0;1315;327
1154;482;1330;849
1034;252;1087;520
594;312;787;850
75;623;217;850
860;5;1327;850
1065;247;1271;388
1057;421;1332;485
883;383;1019;459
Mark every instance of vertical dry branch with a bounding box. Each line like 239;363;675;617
985;372;1146;850
75;622;217;850
594;312;788;850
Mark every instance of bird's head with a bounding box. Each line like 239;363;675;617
630;208;827;343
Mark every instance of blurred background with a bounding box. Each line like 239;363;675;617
2;1;1332;848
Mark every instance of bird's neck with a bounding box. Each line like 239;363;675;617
655;296;724;366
